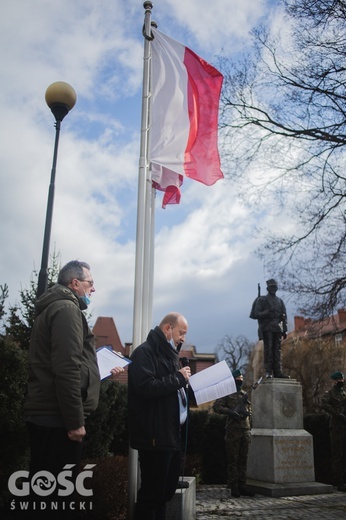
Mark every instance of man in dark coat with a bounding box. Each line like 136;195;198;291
254;278;289;378
213;369;254;497
321;371;346;491
128;312;190;520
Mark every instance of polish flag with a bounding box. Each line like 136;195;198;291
150;29;224;208
151;163;183;209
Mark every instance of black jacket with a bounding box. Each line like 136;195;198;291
128;326;186;451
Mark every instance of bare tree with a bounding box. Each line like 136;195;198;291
216;334;255;377
282;336;346;412
219;0;346;319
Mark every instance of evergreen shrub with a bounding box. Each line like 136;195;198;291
0;337;30;509
304;413;332;484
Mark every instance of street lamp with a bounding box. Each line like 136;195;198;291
36;81;77;298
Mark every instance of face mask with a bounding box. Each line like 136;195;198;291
168;327;176;349
336;381;344;389
236;380;243;391
81;294;91;306
78;281;91;307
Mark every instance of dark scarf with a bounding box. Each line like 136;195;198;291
152;326;180;371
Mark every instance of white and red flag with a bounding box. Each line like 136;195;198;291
150;28;224;208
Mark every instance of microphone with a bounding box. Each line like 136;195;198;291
180;357;190;393
179;357;189;408
180;357;189;368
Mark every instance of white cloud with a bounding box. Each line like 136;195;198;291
154;0;268;55
0;0;292;353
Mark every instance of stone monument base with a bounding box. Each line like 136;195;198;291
247;479;333;497
246;378;332;497
247;428;315;482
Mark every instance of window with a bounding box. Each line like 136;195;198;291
335;333;342;345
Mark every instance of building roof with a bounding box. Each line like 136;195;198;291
92;316;125;354
178;343;218;363
287;308;346;341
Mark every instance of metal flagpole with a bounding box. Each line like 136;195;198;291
128;3;154;519
142;175;155;336
142;14;157;335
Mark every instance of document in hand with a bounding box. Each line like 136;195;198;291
96;346;131;380
188;360;236;406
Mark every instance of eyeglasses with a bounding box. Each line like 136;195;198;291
77;279;94;287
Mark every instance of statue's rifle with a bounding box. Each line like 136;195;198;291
249;283;261;320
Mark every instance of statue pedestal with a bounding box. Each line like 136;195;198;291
247;379;332;496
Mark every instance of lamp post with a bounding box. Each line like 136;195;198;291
36;81;77;298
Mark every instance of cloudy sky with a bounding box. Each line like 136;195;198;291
0;0;294;353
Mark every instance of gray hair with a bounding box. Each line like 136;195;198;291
57;260;90;286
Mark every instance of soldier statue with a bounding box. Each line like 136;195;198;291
253;279;289;379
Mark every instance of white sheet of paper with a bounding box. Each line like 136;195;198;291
96;347;131;380
189;360;236;406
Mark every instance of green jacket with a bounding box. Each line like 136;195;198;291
321;385;346;429
24;284;100;430
213;390;252;432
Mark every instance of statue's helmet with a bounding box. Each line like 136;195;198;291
266;278;278;288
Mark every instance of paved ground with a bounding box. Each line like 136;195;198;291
196;486;346;519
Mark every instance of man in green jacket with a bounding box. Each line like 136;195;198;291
24;260;122;516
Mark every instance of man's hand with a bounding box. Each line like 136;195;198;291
68;426;86;443
179;366;191;381
109;366;125;381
